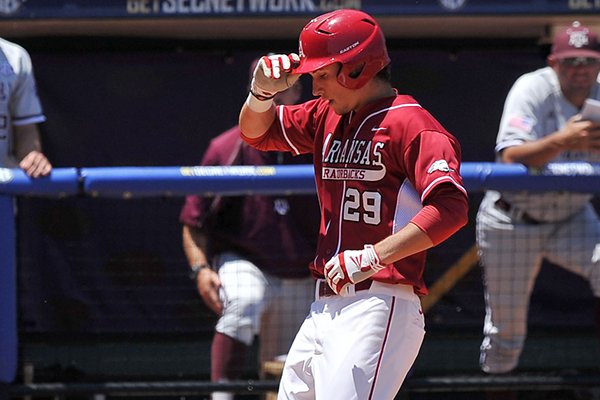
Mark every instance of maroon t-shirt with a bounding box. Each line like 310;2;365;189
180;125;319;279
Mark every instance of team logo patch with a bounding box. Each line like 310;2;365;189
274;198;290;215
428;160;454;174
568;26;590;48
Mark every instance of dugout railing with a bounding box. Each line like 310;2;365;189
1;162;600;398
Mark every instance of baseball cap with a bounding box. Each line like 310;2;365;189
551;21;600;60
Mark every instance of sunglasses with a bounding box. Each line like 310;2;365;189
559;57;600;67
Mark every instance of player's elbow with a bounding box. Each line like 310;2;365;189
436;194;469;244
453;194;470;229
413;187;469;246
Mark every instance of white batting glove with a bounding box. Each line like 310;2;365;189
324;245;386;295
246;53;301;113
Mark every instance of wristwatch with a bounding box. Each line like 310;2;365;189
189;263;209;281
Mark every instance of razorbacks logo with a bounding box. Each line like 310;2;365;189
428;159;454;174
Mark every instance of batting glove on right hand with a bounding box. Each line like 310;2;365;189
250;53;301;101
324;244;386;296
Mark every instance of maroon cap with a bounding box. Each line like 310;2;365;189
551;21;600;60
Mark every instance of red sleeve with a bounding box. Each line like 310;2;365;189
241;99;324;154
404;130;466;200
410;183;469;245
179;195;206;227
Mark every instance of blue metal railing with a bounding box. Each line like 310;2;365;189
2;162;600;383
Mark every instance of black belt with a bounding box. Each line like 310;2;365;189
317;279;372;297
495;198;541;225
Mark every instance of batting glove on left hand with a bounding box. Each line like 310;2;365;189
324;245;386;296
250;53;301;101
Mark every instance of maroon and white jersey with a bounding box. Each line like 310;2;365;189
243;94;466;295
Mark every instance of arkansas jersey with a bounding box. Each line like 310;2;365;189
242;94;466;295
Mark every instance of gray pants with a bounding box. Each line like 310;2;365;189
476;195;600;373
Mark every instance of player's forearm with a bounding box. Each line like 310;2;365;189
14;123;52;177
501;135;565;168
500;118;600;167
182;225;209;267
373;223;434;266
374;186;468;264
14;123;43;161
239;102;277;139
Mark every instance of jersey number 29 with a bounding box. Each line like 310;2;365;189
343;188;381;225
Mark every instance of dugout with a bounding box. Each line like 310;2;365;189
1;2;600;398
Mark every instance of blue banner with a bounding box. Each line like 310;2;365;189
0;0;598;19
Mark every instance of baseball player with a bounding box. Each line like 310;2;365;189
180;61;318;400
0;37;50;400
0;37;51;177
238;9;469;400
476;21;600;376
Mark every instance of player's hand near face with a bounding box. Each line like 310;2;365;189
250;53;301;100
19;150;52;178
324;244;386;295
197;267;224;315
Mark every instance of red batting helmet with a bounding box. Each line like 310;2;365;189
294;9;390;89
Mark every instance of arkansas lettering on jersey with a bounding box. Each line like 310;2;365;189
242;93;466;295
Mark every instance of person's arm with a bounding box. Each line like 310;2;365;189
14;123;52;178
502;116;600;167
182;225;223;315
239;101;277;140
325;184;468;294
376;184;469;262
323;223;435;296
239;53;300;139
374;222;434;264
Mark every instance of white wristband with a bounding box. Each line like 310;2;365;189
364;244;385;272
245;92;274;113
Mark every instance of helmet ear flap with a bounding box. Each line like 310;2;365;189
337;62;366;89
337;56;389;90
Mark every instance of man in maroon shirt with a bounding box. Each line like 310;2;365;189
239;9;468;400
180;61;318;400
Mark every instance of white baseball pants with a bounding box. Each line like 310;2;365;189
278;280;425;400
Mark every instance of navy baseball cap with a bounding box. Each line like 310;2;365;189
551;21;600;60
